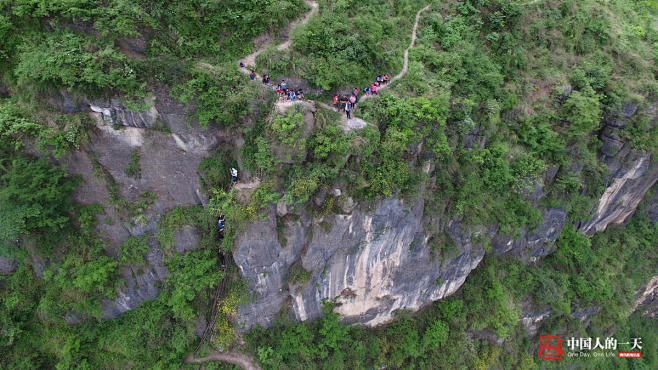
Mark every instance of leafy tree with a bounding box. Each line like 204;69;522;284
0;157;78;240
561;86;601;140
165;248;223;320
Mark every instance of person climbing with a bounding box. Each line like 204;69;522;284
217;215;225;238
230;167;238;182
376;75;382;84
345;101;352;119
249;70;256;80
363;86;370;96
371;83;378;95
382;74;389;84
281;80;286;90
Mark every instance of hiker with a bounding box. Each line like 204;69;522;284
382;74;389;84
333;95;338;107
239;61;245;68
290;90;297;101
262;74;270;85
371;83;378;95
363;86;370;95
352;87;358;96
297;89;304;99
217;215;225;237
376;75;382;84
281;80;286;90
349;94;356;110
230;167;238;182
345;101;352;119
249;70;256;80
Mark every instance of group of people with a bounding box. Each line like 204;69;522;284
248;69;305;101
332;74;389;119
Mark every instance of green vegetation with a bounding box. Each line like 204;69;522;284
0;157;79;241
1;0;308;97
258;0;428;89
118;235;150;265
1;0;657;368
124;149;141;178
286;260;312;285
198;149;235;191
172;65;258;128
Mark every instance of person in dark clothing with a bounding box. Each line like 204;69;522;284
217;215;225;238
239;61;245;68
345;101;352;119
262;74;270;85
249;70;256;80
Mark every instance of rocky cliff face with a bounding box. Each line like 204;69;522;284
234;197;484;328
233;193;571;328
634;276;658;318
579;102;658;234
54;87;231;318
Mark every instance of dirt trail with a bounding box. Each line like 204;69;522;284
320;3;432;128
240;0;319;78
386;4;431;87
186;352;261;370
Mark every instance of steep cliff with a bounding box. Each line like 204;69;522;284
55;87;230;318
231;99;658;329
579;102;658;234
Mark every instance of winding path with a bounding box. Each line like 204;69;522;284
185;352;261;370
235;1;432;132
386;4;431;88
239;0;319;78
187;3;432;369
